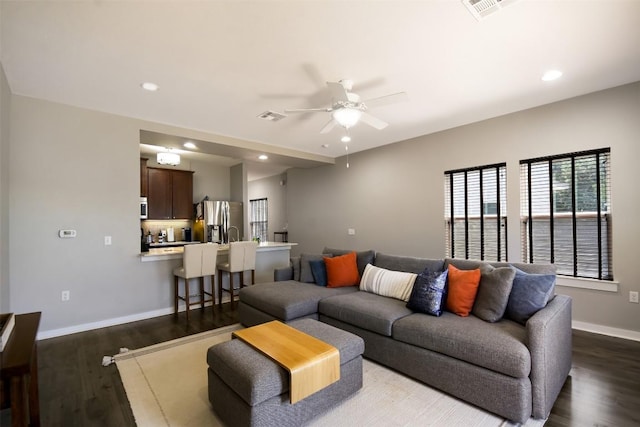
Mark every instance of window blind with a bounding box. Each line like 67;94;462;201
444;163;507;261
520;148;612;280
250;198;268;242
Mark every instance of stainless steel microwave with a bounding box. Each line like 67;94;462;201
140;197;148;219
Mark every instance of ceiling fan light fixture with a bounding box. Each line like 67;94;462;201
332;107;362;129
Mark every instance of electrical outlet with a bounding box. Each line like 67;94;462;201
61;290;70;302
348;228;356;235
104;236;112;245
630;291;639;304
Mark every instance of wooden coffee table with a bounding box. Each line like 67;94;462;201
232;320;340;403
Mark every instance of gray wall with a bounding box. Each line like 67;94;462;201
5;79;639;337
6;94;249;335
248;173;288;241
0;64;11;312
287;82;640;335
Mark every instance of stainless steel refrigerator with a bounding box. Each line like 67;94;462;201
203;200;243;243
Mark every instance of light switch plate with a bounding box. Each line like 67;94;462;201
104;236;112;245
348;228;356;235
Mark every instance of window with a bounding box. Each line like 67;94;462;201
250;198;268;242
444;163;507;261
520;148;612;280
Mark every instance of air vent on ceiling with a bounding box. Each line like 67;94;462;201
462;0;520;21
257;110;287;122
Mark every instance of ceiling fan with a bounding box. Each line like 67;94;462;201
284;79;407;134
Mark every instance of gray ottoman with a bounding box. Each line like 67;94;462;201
207;318;365;427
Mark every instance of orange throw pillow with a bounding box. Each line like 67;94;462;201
446;264;482;317
325;252;360;288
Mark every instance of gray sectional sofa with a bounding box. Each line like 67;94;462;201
238;249;572;424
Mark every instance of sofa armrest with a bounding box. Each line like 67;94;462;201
526;294;572;419
274;266;294;281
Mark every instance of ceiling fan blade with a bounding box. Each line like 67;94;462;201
362;92;408;108
360;112;388;130
327;81;349;103
284;107;331;113
320;118;338;134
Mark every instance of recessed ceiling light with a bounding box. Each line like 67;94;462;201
141;82;159;91
183;141;197;149
541;70;563;82
341;135;351;143
258;154;268;160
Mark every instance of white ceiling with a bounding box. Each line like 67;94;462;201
2;1;640;179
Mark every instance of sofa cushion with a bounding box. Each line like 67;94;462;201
445;258;556;297
300;253;332;283
374;252;445;274
446;265;481;317
505;268;556;325
323;247;375;277
393;312;531;379
319;291;413;336
325;252;360;288
406;267;448;316
359;263;417;302
239;281;358;321
472;265;516;323
291;256;301;281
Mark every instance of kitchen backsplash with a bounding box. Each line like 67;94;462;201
142;219;193;242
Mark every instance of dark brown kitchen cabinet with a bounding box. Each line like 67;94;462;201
147;167;193;219
171;170;193;219
140;158;148;196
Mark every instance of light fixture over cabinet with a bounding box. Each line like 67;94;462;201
157;151;180;166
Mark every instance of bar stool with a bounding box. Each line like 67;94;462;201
217;241;258;309
173;243;219;321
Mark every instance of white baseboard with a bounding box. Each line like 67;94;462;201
573;320;640;342
37;297;230;340
38;305;640;342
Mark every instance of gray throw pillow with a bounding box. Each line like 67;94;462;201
290;256;301;281
472;265;516;323
505;268;556;325
300;253;332;283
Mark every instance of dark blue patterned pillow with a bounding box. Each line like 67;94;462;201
309;259;329;286
406;268;448;316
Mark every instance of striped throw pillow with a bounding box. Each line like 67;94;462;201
359;264;417;302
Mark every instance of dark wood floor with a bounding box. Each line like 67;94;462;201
2;305;639;426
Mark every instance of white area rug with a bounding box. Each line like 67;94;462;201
115;325;545;427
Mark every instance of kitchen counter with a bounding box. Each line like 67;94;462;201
140;241;297;262
140;241;297;285
148;241;201;248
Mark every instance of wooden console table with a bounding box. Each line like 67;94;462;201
233;321;339;403
0;312;41;427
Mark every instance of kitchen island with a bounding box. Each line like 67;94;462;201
140;241;296;284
